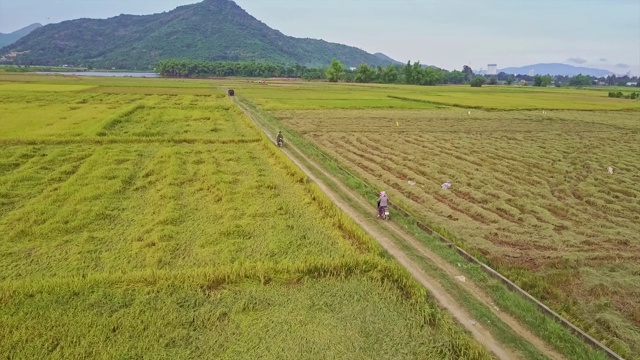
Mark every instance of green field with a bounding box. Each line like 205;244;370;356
233;80;640;358
230;80;640;111
0;74;490;359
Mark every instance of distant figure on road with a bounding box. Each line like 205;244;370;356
276;131;284;147
377;191;389;218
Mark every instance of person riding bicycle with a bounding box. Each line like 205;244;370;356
276;131;284;146
377;191;389;218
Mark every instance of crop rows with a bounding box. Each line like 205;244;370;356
0;77;491;359
229;80;640;111
275;107;640;357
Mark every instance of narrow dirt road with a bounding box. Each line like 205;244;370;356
234;98;566;360
286;140;566;360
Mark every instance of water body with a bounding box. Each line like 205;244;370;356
37;71;160;78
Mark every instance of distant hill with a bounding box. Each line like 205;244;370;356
498;63;615;77
0;0;397;69
0;23;42;48
374;52;403;65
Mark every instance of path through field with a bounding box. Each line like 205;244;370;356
235;98;567;360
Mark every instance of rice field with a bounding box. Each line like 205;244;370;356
230;80;640;111
236;80;640;358
0;74;491;359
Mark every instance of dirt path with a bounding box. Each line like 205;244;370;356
234;98;566;360
288;144;567;360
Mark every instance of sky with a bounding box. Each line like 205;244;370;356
1;0;639;75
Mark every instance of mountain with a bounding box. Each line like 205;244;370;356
374;52;403;65
498;63;615;77
0;0;397;69
0;23;42;48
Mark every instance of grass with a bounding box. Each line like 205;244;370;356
0;73;214;88
0;75;492;359
0;144;364;279
2;260;477;360
235;95;614;360
225;79;640;111
234;80;640;359
0;90;255;140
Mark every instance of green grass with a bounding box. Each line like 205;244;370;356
0;73;214;88
233;81;640;359
225;79;640;111
0;75;492;359
0;144;366;280
1;263;477;360
0;90;256;140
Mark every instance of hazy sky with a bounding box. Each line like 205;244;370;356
1;0;639;74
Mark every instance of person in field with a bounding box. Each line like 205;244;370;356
377;191;389;218
276;131;284;145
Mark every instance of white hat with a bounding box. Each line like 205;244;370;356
380;191;386;195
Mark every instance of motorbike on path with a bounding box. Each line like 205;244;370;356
378;206;390;220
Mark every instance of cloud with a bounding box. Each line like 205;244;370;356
599;58;607;62
615;63;629;69
567;57;588;64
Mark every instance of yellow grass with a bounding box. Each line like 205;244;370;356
0;75;491;359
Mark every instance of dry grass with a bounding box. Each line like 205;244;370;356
265;104;640;357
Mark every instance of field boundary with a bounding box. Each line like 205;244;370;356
303;137;625;360
0;137;262;146
234;98;519;360
235;96;625;360
386;95;640;112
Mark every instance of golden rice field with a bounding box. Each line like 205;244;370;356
0;74;491;359
233;80;640;358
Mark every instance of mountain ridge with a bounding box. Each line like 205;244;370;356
497;63;616;77
0;23;42;48
0;0;398;69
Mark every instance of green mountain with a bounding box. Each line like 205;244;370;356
0;23;42;48
0;0;397;69
374;52;403;65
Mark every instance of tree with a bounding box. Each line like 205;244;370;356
496;72;509;81
533;75;542;86
326;58;344;82
354;63;376;83
533;75;553;87
403;61;414;84
342;68;355;82
403;60;430;85
505;74;516;85
380;64;399;83
470;75;485;87
411;61;425;85
445;70;466;84
569;74;592;87
488;76;498;85
462;65;474;83
422;67;444;85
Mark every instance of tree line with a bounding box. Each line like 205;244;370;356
155;59;640;88
155;60;325;80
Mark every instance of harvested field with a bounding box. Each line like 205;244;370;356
241;81;640;358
